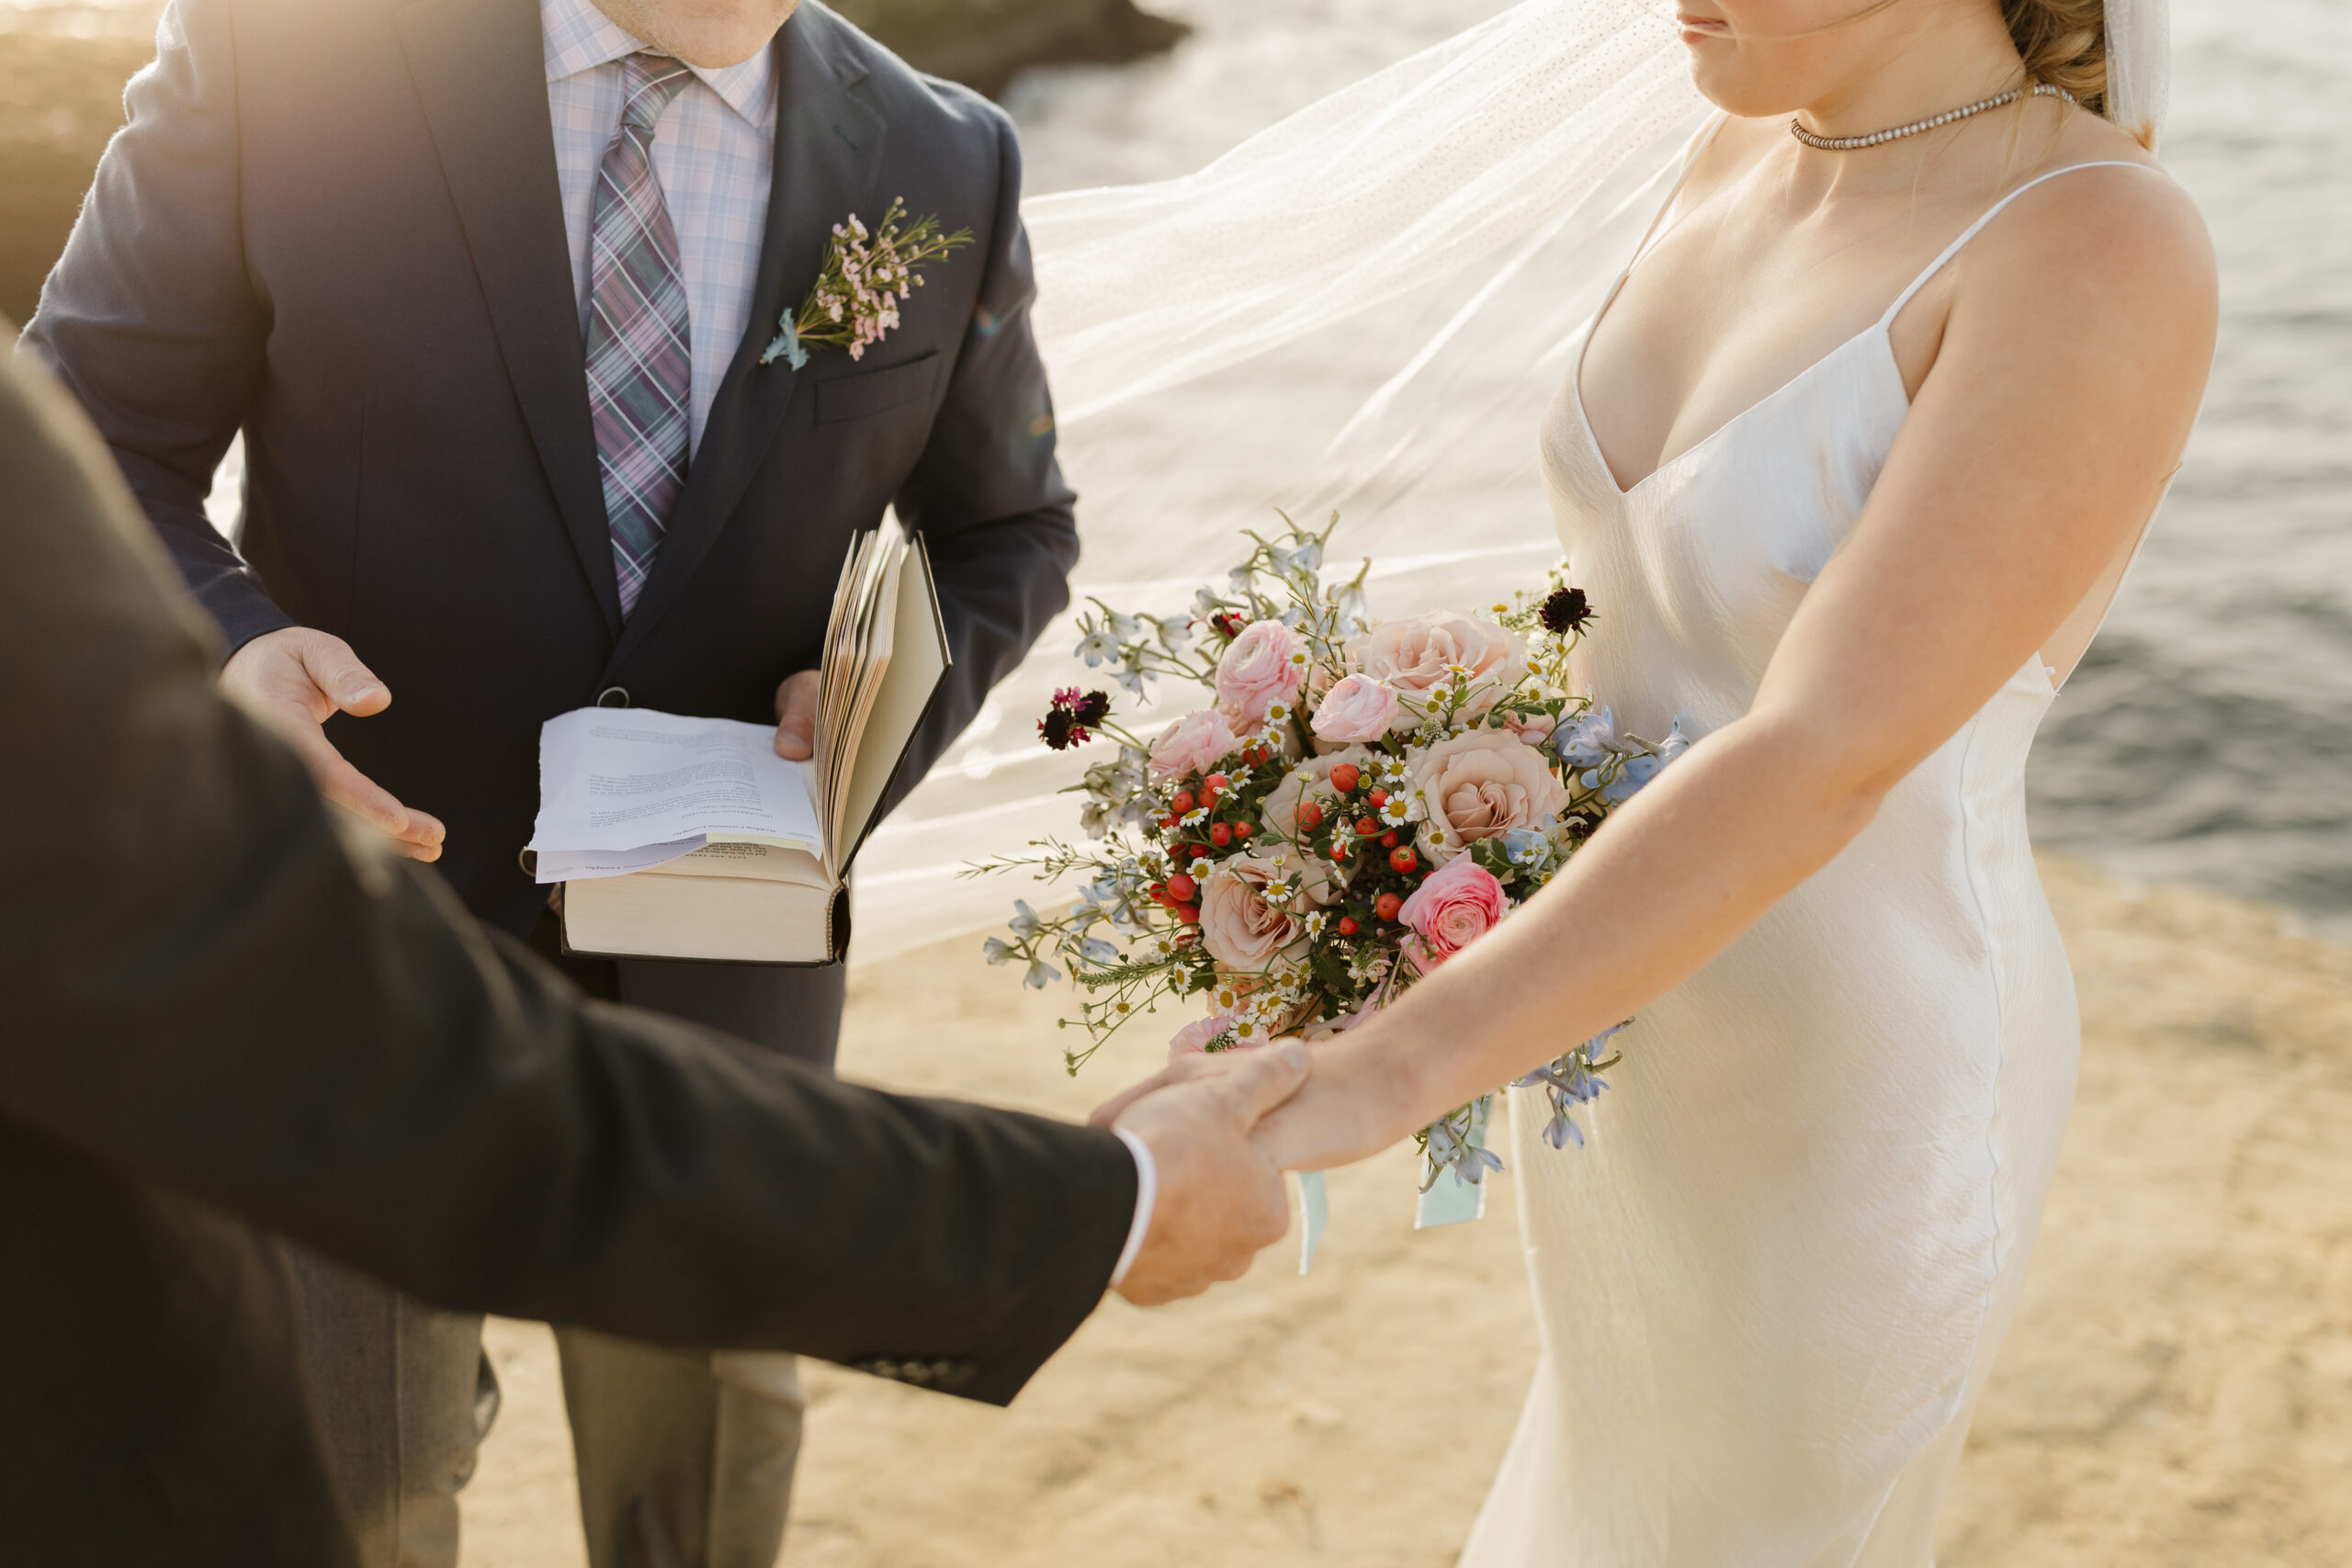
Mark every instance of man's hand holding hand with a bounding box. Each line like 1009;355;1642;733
774;669;821;761
219;626;445;861
1097;1042;1309;1306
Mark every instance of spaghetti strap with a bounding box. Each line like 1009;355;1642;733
1877;161;2163;328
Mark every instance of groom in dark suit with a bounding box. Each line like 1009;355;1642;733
27;0;1082;1559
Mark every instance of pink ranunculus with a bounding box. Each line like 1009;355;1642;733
1214;619;1309;725
1345;612;1528;720
1148;707;1242;778
1310;673;1401;745
1170;1011;1243;1058
1411;728;1570;864
1396;855;1509;966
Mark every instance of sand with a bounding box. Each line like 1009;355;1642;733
450;854;2352;1567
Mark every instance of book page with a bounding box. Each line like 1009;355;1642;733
827;542;904;873
840;534;950;868
528;709;824;857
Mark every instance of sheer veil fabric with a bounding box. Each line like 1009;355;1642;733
850;0;2172;961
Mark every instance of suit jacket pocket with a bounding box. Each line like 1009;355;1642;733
813;353;942;425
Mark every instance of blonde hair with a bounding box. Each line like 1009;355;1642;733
2002;0;2109;117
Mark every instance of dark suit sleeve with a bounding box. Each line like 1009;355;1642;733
19;0;291;656
888;99;1080;800
0;350;1132;1406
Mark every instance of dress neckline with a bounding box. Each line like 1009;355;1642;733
1568;150;2158;501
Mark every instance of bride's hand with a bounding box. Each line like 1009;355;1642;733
1093;1034;1421;1175
1246;1039;1416;1173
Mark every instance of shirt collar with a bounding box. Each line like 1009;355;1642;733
541;0;779;135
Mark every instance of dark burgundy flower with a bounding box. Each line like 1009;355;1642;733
1209;610;1247;639
1038;686;1101;750
1540;586;1594;635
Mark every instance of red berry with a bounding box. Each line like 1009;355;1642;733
1175;902;1201;924
1170;790;1194;814
1329;842;1350;863
1233;819;1254;839
1337;916;1359;936
1203;773;1229;798
1381;830;1398;849
1374;892;1403;921
1165;872;1197;901
1159;815;1181;830
1297;802;1325;831
1209;822;1233;847
1356;817;1379;838
1191;843;1214;862
1329;762;1361;795
1367;788;1389;809
1389;845;1419;874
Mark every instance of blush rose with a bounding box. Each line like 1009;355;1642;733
1214;618;1309;725
1310;672;1401;745
1148;707;1242;778
1196;851;1329;972
1411;728;1569;863
1345;612;1527;721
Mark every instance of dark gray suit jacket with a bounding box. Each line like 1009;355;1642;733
0;342;1130;1565
24;0;1077;952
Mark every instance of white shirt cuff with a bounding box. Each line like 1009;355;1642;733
1109;1127;1158;1288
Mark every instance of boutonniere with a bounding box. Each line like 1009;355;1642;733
761;197;976;370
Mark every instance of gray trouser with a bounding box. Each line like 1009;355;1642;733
282;912;846;1568
280;1245;806;1568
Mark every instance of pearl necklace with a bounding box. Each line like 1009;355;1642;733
1790;82;2074;152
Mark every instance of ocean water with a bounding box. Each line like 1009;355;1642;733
1006;0;2352;933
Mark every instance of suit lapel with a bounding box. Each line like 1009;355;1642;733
601;6;888;675
398;0;623;635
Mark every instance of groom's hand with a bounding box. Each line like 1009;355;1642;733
1106;1041;1309;1306
220;626;446;860
773;669;821;760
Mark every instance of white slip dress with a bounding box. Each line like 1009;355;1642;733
1460;159;2155;1566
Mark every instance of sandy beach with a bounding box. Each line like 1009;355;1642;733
452;855;2352;1567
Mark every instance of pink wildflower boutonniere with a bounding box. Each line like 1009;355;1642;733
761;197;975;370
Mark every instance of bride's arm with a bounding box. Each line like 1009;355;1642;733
1251;168;2218;1173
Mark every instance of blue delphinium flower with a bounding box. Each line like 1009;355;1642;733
1551;705;1617;769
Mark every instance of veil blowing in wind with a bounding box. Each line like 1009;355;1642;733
849;0;2172;957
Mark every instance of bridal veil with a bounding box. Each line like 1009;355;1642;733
852;0;2172;959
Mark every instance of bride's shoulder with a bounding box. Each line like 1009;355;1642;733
1945;118;2215;383
1966;118;2213;332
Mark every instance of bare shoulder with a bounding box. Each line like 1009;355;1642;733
1963;117;2218;343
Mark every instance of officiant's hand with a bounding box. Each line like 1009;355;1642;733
773;669;821;760
220;626;446;861
1102;1041;1309;1305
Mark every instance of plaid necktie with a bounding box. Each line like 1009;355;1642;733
585;53;695;617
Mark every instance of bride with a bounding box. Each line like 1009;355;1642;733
1082;0;2213;1558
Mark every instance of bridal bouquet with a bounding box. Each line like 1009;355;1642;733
969;514;1686;1190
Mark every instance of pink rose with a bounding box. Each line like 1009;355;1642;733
1170;1012;1242;1057
1148;707;1241;778
1410;728;1569;864
1346;613;1527;721
1310;673;1401;745
1196;851;1329;973
1214;619;1309;725
1397;855;1509;966
1501;708;1557;745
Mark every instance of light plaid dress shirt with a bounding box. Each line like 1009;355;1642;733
543;0;778;455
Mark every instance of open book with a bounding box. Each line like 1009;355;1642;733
526;522;949;964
